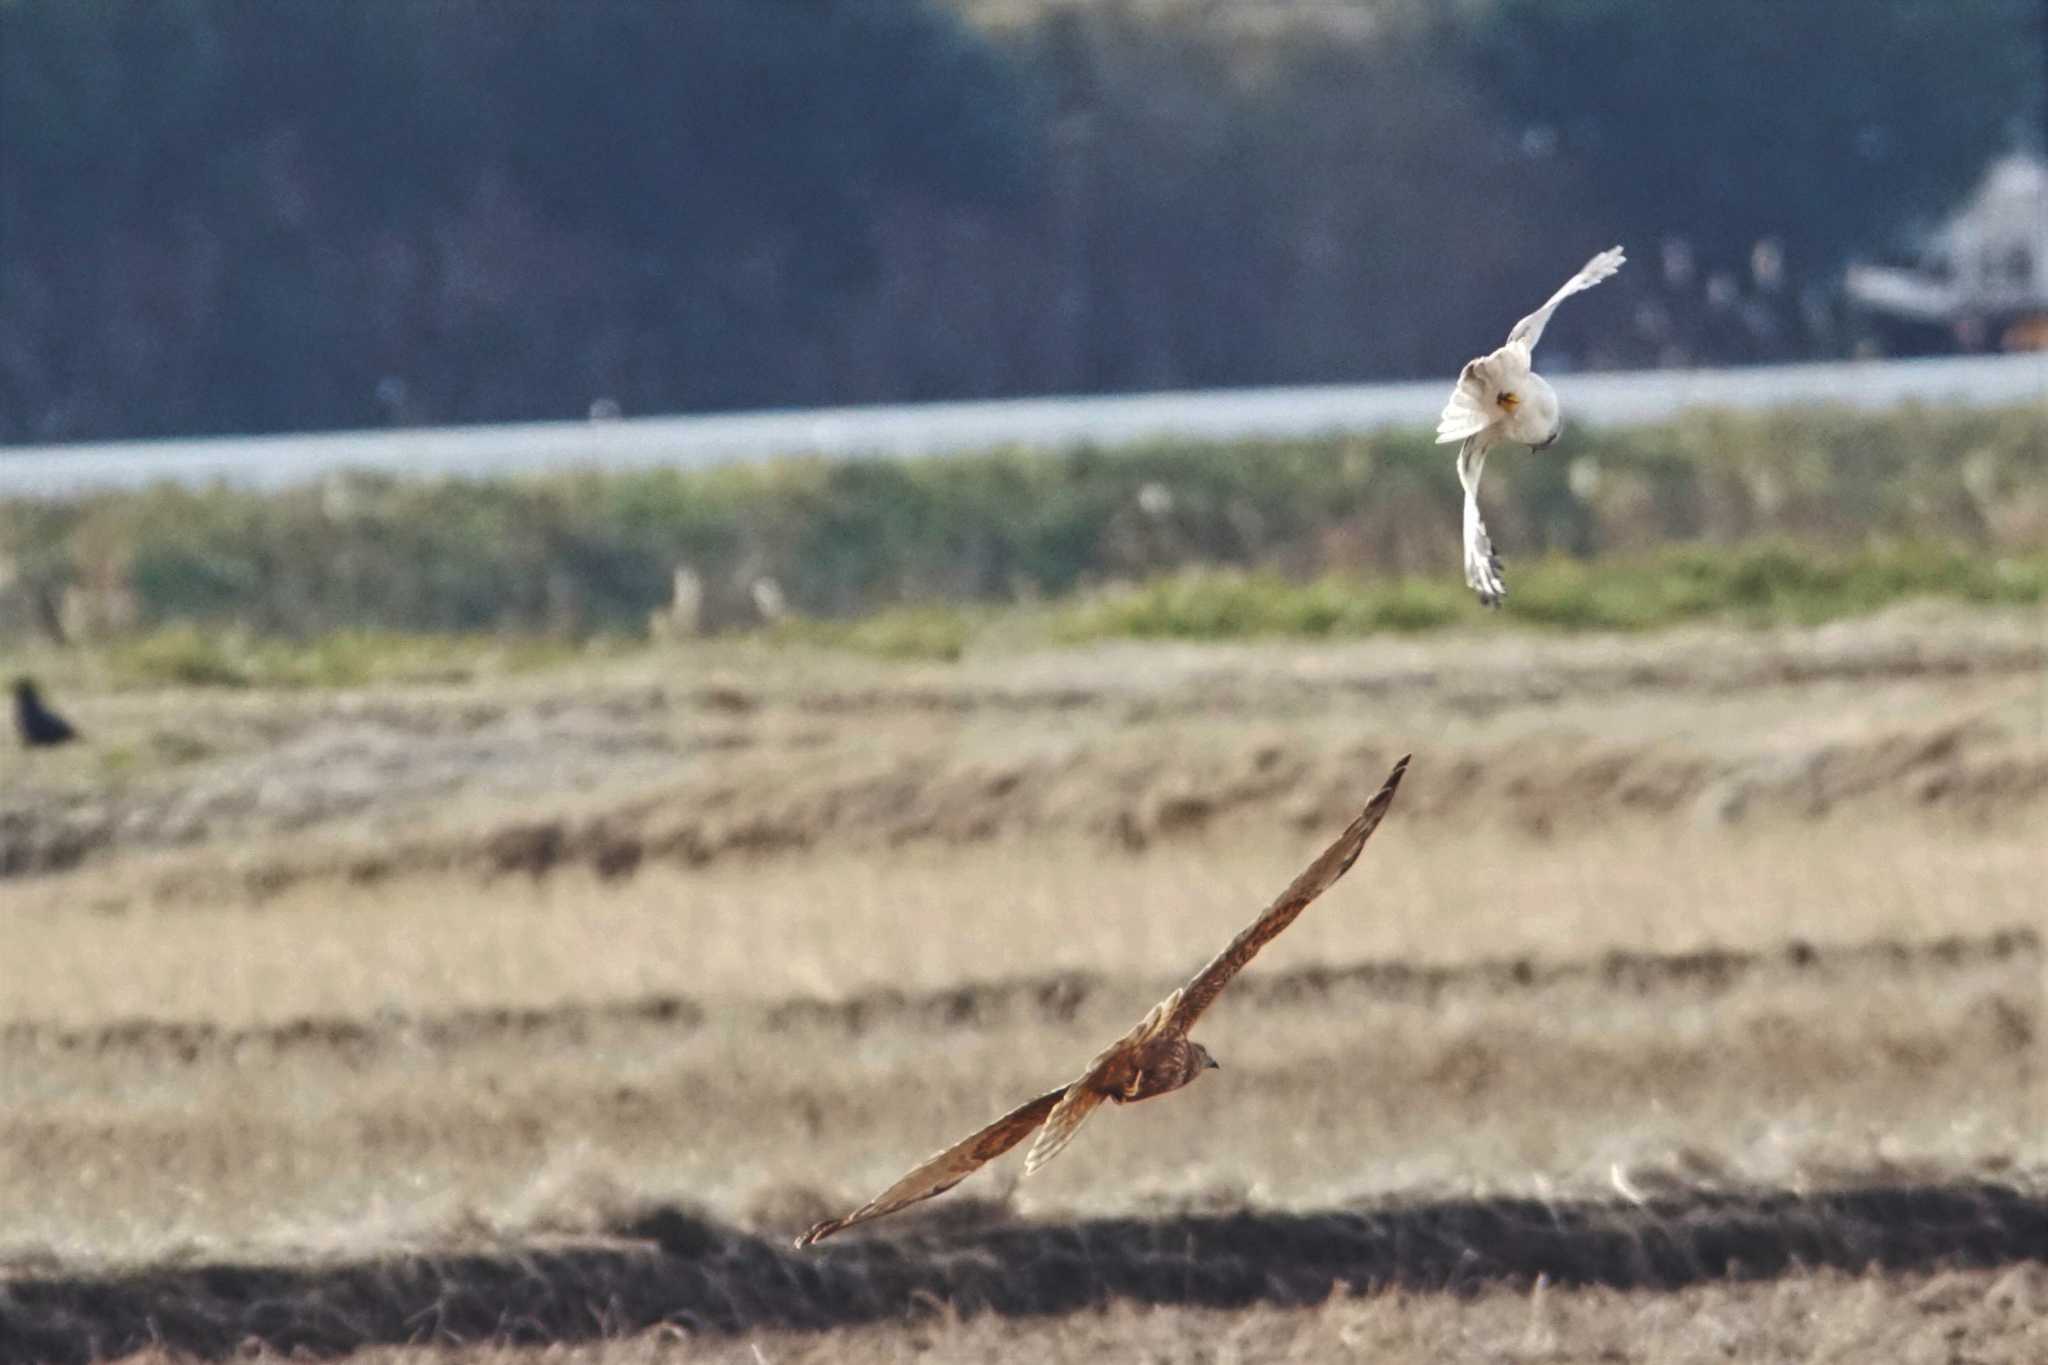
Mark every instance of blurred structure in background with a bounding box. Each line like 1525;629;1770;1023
1847;153;2048;354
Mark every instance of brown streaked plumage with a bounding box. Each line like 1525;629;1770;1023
795;755;1410;1248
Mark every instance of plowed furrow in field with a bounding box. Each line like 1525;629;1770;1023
7;929;2031;1064
5;1181;2045;1365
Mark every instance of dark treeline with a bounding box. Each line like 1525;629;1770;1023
0;0;2035;443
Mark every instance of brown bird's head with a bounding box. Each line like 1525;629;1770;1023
1190;1042;1220;1075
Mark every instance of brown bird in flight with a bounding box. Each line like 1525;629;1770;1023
795;755;1410;1248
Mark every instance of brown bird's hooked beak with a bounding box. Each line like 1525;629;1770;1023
1203;1054;1221;1071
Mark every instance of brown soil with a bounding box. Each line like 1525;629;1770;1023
5;1180;2044;1364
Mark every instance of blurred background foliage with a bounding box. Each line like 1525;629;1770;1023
1;0;2037;443
1464;0;2039;282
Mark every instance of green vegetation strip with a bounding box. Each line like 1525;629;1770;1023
70;543;2048;685
2;405;2041;644
102;626;597;690
772;543;2047;661
1051;544;2048;641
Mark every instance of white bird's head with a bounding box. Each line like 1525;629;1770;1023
1498;373;1562;449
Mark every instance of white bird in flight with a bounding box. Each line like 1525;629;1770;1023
1435;246;1625;606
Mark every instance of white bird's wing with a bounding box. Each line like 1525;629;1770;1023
1458;433;1506;607
1505;246;1625;355
1435;352;1512;445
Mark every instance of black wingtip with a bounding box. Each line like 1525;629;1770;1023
1373;755;1411;803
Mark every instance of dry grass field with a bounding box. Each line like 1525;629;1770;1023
1;604;2042;1361
167;1265;2045;1364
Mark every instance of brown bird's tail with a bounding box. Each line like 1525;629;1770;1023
1021;987;1182;1177
1021;1085;1108;1176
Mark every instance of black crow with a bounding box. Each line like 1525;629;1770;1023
14;677;80;747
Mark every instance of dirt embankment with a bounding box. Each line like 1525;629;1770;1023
4;613;2041;893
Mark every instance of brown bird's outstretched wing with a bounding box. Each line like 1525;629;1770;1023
1166;756;1409;1034
1022;988;1182;1177
795;1084;1067;1248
